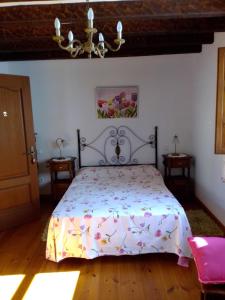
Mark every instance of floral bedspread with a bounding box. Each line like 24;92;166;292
46;165;192;263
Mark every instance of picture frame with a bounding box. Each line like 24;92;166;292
96;86;138;119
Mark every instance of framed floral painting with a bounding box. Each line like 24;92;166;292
96;86;138;119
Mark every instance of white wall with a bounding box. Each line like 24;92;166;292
191;33;225;226
4;55;196;193
0;62;9;74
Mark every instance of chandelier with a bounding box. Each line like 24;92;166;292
53;7;125;59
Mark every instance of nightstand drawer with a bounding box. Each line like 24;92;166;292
50;163;70;172
169;158;190;168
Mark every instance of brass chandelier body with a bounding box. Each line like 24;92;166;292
53;8;125;58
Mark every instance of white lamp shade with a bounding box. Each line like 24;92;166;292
173;135;179;144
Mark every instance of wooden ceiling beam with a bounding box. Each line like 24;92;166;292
0;32;214;51
124;33;214;47
0;44;202;61
0;32;214;50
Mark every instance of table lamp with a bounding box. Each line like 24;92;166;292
172;134;179;156
56;138;65;159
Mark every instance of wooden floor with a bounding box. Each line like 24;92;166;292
0;200;202;300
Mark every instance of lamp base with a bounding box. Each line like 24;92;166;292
170;153;180;157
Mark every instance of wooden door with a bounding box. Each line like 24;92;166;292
0;74;39;231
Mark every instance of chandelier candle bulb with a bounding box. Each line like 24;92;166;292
99;33;104;49
68;31;74;43
87;8;94;28
54;18;61;37
117;21;122;39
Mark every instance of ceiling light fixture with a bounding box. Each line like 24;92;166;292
53;7;125;59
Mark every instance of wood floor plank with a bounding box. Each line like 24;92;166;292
0;201;202;300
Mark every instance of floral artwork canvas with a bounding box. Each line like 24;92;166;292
96;86;138;119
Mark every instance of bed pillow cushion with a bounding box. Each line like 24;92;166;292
78;165;163;182
188;236;225;284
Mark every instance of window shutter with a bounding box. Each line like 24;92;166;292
215;48;225;153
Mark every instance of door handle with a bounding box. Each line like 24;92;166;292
24;145;37;164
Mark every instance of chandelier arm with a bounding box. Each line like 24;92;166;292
96;42;108;55
56;39;70;51
71;39;82;47
57;38;82;52
95;45;105;58
79;48;85;55
104;40;123;53
70;45;83;58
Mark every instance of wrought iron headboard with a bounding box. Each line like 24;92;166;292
77;126;158;169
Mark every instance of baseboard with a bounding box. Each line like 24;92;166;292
195;196;225;234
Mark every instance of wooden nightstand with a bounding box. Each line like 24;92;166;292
162;154;193;202
48;157;76;202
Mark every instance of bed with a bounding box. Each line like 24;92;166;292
46;126;192;265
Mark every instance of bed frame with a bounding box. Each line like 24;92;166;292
77;126;158;169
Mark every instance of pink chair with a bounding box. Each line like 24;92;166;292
188;237;225;300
